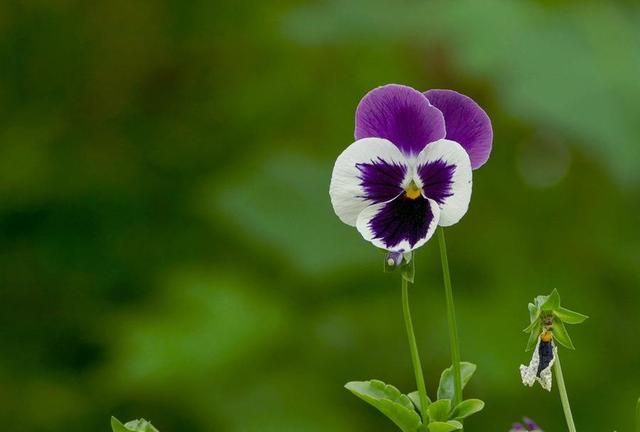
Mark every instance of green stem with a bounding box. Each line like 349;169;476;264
437;228;463;406
554;353;577;432
401;275;430;419
636;397;640;432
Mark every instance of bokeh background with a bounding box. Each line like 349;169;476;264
1;0;639;431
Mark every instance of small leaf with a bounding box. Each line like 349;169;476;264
427;399;452;422
408;391;432;413
428;420;463;432
345;380;422;432
554;307;588;324
111;417;129;432
437;362;477;400
552;319;575;350
111;417;159;432
541;289;560;311
525;325;540;351
451;399;485;420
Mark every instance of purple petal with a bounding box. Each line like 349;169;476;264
523;418;540;431
356;196;440;252
424;89;493;169
418;158;456;205
357;157;406;203
511;423;526;431
356;84;446;156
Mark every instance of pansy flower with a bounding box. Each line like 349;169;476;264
510;417;543;432
330;84;492;252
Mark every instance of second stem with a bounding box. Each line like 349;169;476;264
437;227;463;406
554;353;577;432
401;275;430;417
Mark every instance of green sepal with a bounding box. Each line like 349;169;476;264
552;319;575;349
427;420;463;432
427;399;452;422
523;318;539;333
541;289;560;311
345;380;422;432
408;391;432;413
451;399;485;420
401;259;415;283
554;307;588;324
437;362;477;401
525;324;540;351
111;417;159;432
528;302;540;323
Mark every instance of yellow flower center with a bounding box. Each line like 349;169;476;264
404;181;421;200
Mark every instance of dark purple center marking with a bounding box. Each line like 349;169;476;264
418;159;456;204
356;158;406;203
368;195;435;249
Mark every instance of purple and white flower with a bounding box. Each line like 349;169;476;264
330;84;493;252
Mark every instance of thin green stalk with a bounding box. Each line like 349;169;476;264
401;276;430;418
636;398;640;432
437;227;462;406
554;353;577;432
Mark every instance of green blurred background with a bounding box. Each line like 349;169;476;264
1;0;639;431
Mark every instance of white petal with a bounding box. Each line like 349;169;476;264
520;340;541;387
329;138;407;226
415;139;473;227
354;198;440;252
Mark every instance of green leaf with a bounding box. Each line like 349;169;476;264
111;417;128;432
552;319;575;350
345;380;422;432
437;362;477;400
541;289;560;311
427;399;452;422
451;399;485;420
554;307;588;324
525;325;540;351
427;420;463;432
111;417;159;432
408;391;432;413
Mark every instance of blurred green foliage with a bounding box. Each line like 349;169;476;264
0;0;639;431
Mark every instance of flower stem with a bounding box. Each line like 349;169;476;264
437;227;463;406
554;353;577;432
401;275;430;418
636;397;640;432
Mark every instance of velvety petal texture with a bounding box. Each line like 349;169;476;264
356;196;440;252
329;137;407;226
424;89;493;169
355;84;446;156
416;139;472;227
